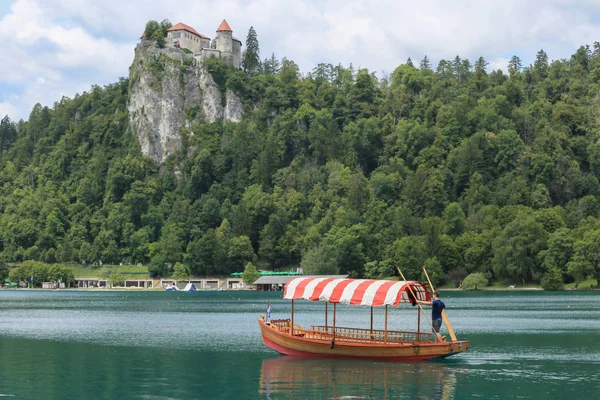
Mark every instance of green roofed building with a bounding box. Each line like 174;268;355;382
253;275;348;291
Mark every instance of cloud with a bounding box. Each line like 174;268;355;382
0;101;19;121
2;0;600;120
489;57;510;73
0;0;134;120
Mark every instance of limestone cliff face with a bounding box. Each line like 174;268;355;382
128;42;243;163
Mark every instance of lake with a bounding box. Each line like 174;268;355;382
0;290;598;399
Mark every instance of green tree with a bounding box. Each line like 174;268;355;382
151;223;185;273
508;55;522;77
0;263;9;282
494;130;524;172
172;262;189;280
143;20;160;40
462;273;488;290
389;236;426;279
419;55;432;71
493;216;547;283
301;243;340;275
422;257;444;286
242;261;261;285
242;26;260;73
443;202;466;237
186;229;218;275
228;235;256;273
541;228;573;277
567;229;600;285
533;49;549;79
145;19;170;48
108;272;125;287
365;259;394;279
541;265;564;290
151;27;166;48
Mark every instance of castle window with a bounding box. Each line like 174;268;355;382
172;32;180;38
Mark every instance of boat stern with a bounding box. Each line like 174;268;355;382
438;340;469;358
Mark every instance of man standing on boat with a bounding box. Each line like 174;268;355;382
418;291;445;342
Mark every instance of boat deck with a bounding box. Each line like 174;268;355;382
268;318;434;345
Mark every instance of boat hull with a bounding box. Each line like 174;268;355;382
259;319;469;361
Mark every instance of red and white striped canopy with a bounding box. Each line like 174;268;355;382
283;278;430;307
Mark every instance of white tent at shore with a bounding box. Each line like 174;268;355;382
182;282;197;292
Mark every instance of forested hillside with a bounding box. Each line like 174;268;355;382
2;37;600;289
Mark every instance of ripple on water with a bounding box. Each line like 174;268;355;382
0;290;599;399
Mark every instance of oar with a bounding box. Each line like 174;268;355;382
396;267;436;339
422;266;457;342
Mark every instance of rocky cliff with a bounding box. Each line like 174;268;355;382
128;42;243;163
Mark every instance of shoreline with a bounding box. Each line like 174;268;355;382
2;287;598;292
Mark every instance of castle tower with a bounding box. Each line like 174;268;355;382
216;19;233;66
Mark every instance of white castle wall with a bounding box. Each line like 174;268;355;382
168;30;203;53
163;22;241;68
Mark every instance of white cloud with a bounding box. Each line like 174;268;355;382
489;57;510;73
0;0;134;120
0;101;19;121
2;0;600;120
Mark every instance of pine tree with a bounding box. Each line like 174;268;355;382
262;53;280;74
534;50;548;79
593;42;600;58
242;26;260;73
474;57;488;90
451;56;462;79
461;59;472;82
508;55;522;77
474;57;488;74
419;55;432;71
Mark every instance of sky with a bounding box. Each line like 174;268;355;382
2;0;600;121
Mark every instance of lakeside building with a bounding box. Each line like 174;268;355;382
253;275;349;291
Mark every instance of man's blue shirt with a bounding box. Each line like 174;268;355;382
432;299;445;320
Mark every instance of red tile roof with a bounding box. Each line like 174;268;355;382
167;22;210;39
217;19;232;32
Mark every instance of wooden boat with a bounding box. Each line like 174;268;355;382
259;277;469;361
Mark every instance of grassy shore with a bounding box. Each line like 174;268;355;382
438;277;597;291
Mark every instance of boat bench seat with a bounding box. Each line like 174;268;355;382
303;330;406;344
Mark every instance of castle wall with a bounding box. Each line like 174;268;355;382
197;48;221;62
167;30;203;53
216;31;232;55
160;22;241;68
232;39;242;69
200;38;211;51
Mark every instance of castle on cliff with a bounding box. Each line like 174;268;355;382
142;19;242;68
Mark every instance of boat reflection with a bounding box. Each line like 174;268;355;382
259;356;458;400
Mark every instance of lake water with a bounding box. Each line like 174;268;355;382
0;290;598;399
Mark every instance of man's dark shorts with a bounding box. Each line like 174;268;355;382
432;318;442;333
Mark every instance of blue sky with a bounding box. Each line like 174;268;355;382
2;0;600;121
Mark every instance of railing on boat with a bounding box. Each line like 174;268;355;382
268;319;432;344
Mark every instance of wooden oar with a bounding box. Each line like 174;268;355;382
422;266;457;342
396;268;436;336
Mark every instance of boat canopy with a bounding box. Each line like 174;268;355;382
283;278;431;307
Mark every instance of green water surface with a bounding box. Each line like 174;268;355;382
0;290;598;399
